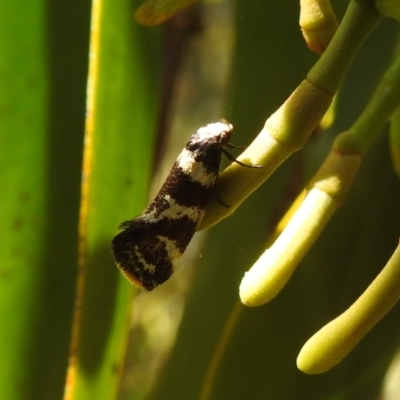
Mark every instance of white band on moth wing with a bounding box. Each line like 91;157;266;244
162;195;205;221
142;195;205;223
133;246;157;273
177;148;218;187
157;235;182;260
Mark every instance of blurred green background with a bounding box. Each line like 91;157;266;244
1;0;400;399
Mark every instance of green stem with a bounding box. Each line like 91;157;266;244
389;110;400;178
240;48;400;307
200;0;381;231
334;49;400;155
308;0;380;93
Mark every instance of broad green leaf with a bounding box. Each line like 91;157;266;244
65;0;161;399
0;1;89;398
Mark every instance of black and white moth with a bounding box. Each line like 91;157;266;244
111;120;257;291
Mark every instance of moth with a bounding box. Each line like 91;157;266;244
111;120;259;291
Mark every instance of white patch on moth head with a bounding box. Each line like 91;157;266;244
176;148;218;187
157;235;182;260
196;121;233;142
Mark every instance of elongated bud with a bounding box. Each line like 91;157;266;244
300;0;338;54
297;241;400;374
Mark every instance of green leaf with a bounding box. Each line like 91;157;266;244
0;0;160;398
67;0;161;399
0;0;89;398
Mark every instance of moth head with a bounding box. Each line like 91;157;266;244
188;120;233;150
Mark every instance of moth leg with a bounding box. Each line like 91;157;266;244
227;143;246;150
217;195;231;208
222;149;263;169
